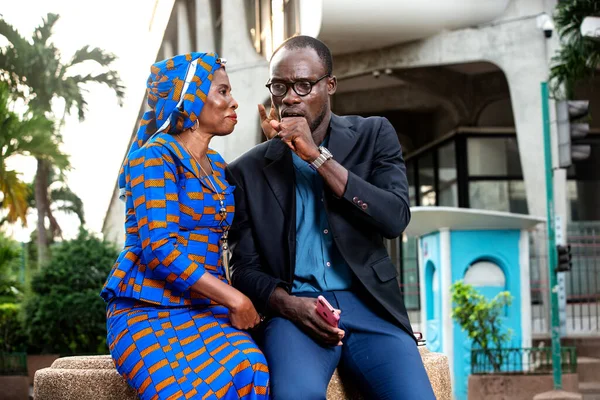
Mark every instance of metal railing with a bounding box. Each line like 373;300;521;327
0;352;27;376
471;347;577;375
566;222;600;333
530;222;600;336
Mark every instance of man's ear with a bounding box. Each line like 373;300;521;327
328;75;337;95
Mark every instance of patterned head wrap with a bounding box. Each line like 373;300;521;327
118;52;225;200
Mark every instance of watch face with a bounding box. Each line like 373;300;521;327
319;146;333;158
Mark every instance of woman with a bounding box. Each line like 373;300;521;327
101;52;269;400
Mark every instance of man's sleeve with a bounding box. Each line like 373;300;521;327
340;117;411;239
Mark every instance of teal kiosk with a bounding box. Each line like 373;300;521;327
405;207;543;400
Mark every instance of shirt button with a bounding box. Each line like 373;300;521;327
362;203;368;210
326;262;331;267
323;229;329;234
357;200;363;206
352;196;359;204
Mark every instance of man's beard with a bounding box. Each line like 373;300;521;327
309;102;328;133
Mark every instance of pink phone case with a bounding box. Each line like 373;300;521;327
316;295;340;327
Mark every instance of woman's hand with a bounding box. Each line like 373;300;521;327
258;103;279;140
190;273;261;330
229;292;261;330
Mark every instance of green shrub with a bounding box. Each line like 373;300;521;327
0;303;27;352
0;234;24;303
23;229;118;355
451;280;513;372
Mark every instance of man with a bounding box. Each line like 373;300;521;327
226;36;435;399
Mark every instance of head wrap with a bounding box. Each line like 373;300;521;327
118;52;225;201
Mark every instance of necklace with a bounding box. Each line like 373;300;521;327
175;134;231;281
175;135;225;210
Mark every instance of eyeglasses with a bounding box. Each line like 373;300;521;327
266;74;330;97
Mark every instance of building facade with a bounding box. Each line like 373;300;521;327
102;0;600;393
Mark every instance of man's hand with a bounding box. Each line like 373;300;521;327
258;103;279;141
269;117;320;163
269;288;344;346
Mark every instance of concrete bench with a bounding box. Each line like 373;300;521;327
34;346;451;399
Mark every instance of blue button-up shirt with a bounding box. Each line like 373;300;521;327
291;138;353;293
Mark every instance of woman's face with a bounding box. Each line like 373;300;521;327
197;67;238;136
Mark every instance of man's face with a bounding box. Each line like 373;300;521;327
268;47;336;133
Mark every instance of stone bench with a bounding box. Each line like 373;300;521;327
34;347;451;399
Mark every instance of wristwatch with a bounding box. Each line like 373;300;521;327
310;146;333;170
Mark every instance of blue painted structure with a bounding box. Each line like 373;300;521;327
450;230;522;400
406;207;542;400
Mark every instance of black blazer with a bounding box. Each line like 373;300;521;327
226;114;413;335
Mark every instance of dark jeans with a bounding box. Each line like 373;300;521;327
260;290;436;400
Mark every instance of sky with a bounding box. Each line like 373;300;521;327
2;0;172;241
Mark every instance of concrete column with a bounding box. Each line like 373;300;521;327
439;228;454;391
499;61;548;218
176;0;192;54
418;237;427;341
195;0;215;52
214;0;269;161
163;40;175;59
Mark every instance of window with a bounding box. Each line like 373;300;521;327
438;142;457;207
469;181;528;214
400;236;420;310
418;153;436;206
468;137;522;177
407;162;417;206
567;141;600;221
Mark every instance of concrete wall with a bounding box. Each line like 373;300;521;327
468;373;579;400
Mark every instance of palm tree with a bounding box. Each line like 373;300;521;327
24;170;86;241
550;0;600;99
0;13;124;265
0;82;68;227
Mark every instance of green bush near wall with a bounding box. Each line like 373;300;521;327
23;229;118;355
0;303;27;353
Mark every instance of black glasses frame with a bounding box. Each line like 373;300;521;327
265;74;330;97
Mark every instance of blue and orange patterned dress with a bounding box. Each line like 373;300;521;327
101;132;270;399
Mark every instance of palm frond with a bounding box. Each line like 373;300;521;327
550;0;600;98
32;13;60;46
0;169;30;225
69;71;125;101
50;186;85;224
0;17;31;51
0;17;34;91
67;45;117;68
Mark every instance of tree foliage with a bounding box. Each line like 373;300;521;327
550;0;600;98
23;229;118;355
451;280;513;372
0;303;27;352
0;233;23;303
0;82;66;226
0;13;124;264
